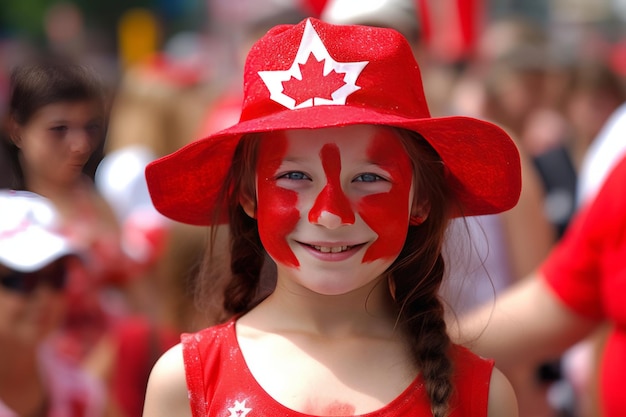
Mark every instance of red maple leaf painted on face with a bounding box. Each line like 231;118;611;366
282;53;346;106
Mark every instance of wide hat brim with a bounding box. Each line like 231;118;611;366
146;104;521;225
146;18;521;225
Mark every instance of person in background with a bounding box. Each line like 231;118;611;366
455;149;626;417
0;189;107;417
532;60;626;417
143;17;519;417
0;55;136;411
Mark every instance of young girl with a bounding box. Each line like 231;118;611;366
143;18;520;417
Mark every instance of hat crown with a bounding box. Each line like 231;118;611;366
240;18;431;122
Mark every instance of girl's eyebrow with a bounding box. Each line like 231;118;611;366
45;116;101;125
279;156;309;163
364;158;397;169
45;120;70;126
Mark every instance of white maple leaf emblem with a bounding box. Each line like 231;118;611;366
258;19;368;109
227;399;252;417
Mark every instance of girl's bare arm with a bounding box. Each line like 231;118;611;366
142;344;192;417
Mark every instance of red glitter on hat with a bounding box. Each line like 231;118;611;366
146;18;521;225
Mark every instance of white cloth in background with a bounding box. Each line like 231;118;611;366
577;102;626;206
441;214;512;315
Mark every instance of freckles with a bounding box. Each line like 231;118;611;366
256;134;300;267
360;130;413;263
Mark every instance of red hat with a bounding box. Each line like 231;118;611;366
146;18;521;225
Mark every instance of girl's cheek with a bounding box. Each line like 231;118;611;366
360;131;414;263
256;134;300;267
257;184;300;267
359;194;410;263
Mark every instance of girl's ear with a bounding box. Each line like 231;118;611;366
240;195;257;219
6;117;22;148
410;200;430;225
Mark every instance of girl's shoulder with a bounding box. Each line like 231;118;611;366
450;343;495;375
448;344;517;417
143;343;192;417
180;319;238;371
447;344;496;417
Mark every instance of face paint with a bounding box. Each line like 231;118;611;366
256;133;300;267
254;126;415;276
308;144;355;226
359;129;414;263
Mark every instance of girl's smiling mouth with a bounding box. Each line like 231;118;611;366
312;245;351;253
297;241;368;259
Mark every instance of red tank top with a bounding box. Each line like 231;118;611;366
182;320;494;416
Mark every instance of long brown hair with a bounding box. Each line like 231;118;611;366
0;56;106;190
202;126;455;417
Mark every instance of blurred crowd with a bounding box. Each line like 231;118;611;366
1;0;626;416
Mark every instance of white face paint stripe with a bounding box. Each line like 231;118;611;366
258;19;369;110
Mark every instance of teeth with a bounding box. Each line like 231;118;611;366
313;245;350;253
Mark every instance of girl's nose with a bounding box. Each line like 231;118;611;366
69;129;93;156
308;143;355;229
308;183;355;229
313;210;345;229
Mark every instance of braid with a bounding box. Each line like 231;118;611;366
393;236;453;417
416;302;453;417
391;128;456;417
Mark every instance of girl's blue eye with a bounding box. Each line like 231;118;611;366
279;172;310;181
354;173;384;182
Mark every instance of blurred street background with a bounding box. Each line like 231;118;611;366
1;1;626;417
